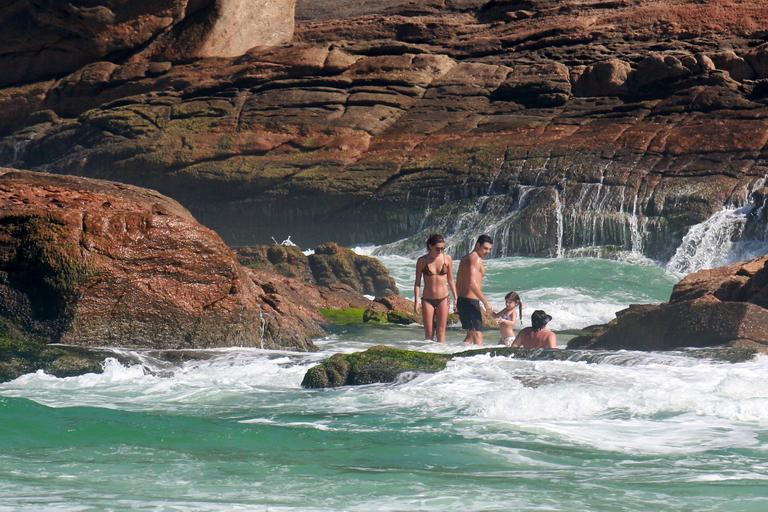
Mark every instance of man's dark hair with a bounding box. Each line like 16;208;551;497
531;310;552;331
476;234;493;246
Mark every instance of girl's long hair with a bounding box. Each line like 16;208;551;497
504;291;523;326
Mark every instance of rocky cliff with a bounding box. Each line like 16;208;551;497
1;0;768;261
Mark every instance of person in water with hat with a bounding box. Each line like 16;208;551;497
511;310;557;349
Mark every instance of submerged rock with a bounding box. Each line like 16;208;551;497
0;318;122;382
302;345;580;388
568;256;768;351
0;169;321;350
301;345;451;388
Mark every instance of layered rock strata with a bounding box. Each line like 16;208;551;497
1;1;768;259
568;255;768;350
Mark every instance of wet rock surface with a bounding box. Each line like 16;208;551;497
301;343;763;388
568;255;768;350
236;243;398;297
1;1;768;259
0;168;321;350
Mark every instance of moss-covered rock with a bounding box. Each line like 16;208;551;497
301;345;451;388
320;307;368;325
301;345;581;388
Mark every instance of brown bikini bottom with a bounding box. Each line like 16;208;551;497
422;296;449;308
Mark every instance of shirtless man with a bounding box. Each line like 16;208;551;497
512;310;557;349
456;234;494;345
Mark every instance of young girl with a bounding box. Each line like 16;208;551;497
494;291;522;346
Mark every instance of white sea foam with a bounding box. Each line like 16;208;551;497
485;287;630;330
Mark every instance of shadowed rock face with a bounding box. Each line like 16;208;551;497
568;255;768;350
0;0;295;87
1;1;768;258
0;168;321;350
235;242;399;297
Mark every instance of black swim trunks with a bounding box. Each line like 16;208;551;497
457;297;484;331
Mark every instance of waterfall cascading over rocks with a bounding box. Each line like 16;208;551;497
375;162;767;274
667;176;768;275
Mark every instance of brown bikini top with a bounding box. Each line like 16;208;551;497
422;255;448;276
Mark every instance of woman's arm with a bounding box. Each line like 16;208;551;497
446;256;458;309
413;257;423;314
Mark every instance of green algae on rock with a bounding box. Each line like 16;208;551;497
301;345;451;388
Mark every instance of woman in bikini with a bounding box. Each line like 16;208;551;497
414;234;457;343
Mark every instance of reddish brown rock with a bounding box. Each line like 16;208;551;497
573;59;631;97
0;168;320;350
568;255;768;350
0;0;295;87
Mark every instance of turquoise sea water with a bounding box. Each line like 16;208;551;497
2;256;768;511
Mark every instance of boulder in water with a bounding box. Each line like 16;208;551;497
568;255;768;350
0;168;321;350
236;242;399;298
308;243;399;298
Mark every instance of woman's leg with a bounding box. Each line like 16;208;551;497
435;298;449;343
421;300;435;340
